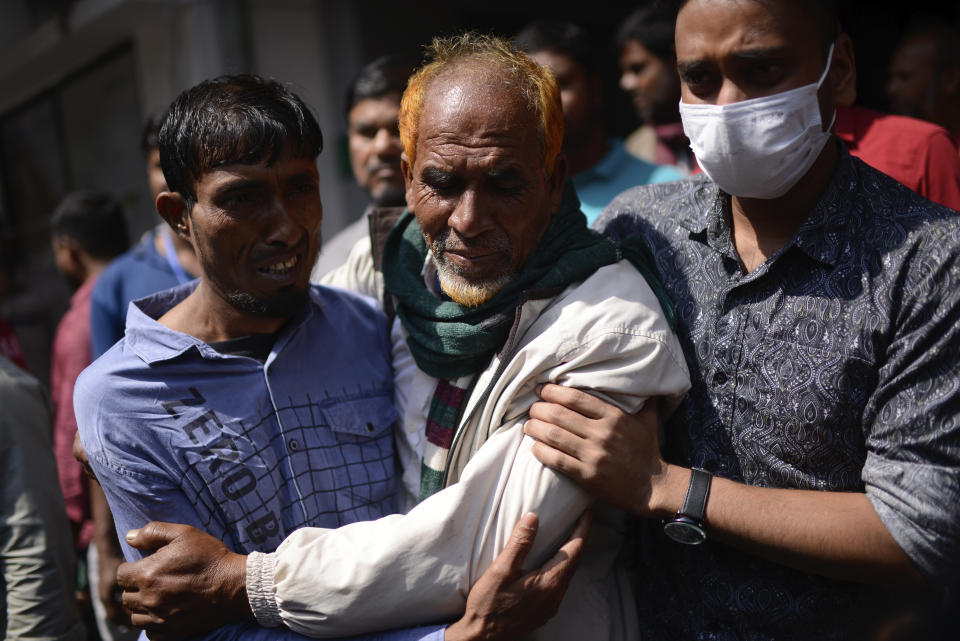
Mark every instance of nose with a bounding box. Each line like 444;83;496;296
264;197;308;247
373;128;402;158
447;188;494;239
620;70;636;92
715;79;749;106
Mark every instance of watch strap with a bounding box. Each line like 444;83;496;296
678;467;712;523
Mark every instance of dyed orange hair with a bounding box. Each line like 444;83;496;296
398;32;564;178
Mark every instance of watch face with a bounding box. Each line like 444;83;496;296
663;518;706;545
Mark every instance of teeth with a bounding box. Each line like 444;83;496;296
263;255;298;273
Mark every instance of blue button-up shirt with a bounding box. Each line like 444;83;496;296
76;282;442;641
598;148;960;640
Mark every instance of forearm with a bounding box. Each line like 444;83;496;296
251;426;589;636
648;466;925;586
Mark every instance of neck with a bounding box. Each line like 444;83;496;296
566;127;609;176
158;280;290;343
74;257;110;286
155;226;201;277
730;138;839;273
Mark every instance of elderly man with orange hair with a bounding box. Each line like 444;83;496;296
114;33;689;641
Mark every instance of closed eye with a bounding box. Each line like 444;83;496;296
420;166;460;195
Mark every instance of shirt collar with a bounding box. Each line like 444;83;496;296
124;281;317;365
677;145;858;268
422;251;452;301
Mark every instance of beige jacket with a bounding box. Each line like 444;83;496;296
247;245;690;639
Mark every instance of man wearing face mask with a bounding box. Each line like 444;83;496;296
522;0;960;639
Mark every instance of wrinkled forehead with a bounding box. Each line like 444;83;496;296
418;62;539;147
676;0;820;59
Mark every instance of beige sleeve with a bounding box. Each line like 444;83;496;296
245;324;689;638
319;235;383;302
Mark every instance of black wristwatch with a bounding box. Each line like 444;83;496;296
662;467;712;545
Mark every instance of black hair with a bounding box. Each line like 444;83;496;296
345;54;419;119
159;74;323;205
140;110;166;155
50;190;130;261
616;1;678;60
512;20;598;75
659;0;838;55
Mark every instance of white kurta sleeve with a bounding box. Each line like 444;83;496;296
248;265;690;638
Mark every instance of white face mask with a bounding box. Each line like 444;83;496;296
679;43;836;199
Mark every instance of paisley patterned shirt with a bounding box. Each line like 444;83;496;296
597;148;960;640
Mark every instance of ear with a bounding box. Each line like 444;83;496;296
401;152;414;211
52;236;86;280
547;153;568;213
831;32;857;108
156;191;191;242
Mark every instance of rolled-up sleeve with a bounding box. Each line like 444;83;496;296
862;229;960;582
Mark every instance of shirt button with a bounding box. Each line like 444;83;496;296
713;371;727;386
289;439;299;450
364;422;375;433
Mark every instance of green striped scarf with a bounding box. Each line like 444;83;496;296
382;182;676;499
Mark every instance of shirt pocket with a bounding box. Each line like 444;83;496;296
314;394;399;520
320;393;398;440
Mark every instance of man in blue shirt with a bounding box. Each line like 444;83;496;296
75;74;579;641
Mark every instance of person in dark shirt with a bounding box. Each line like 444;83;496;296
524;0;960;638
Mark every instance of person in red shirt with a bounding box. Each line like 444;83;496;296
835;104;960;211
49;190;130;629
834;26;960;211
886;17;960;152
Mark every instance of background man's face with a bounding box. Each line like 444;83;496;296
51;236;82;288
348;93;405;206
402;65;563;307
186;144;323;318
675;0;830;109
886;37;939;121
619;39;680;123
529;50;598;149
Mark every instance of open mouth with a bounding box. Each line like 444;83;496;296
260;254;299;274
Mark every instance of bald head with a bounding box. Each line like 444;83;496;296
399;33;563;179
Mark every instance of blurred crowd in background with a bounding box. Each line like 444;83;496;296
2;0;959;639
